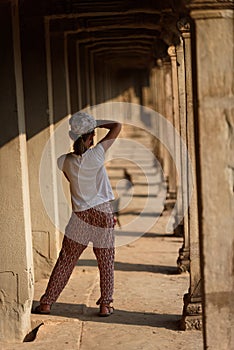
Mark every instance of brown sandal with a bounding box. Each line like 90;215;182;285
32;304;51;315
99;303;114;317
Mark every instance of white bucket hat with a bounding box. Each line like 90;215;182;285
69;112;97;141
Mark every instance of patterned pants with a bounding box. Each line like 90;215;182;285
40;202;115;306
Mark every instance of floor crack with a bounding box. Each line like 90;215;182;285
78;321;85;350
78;272;99;349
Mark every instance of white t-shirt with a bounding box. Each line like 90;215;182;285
57;143;114;212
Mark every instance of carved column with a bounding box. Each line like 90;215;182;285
162;60;174;190
151;67;161;162
175;38;190;272
153;63;166;168
167;46;179;201
157;60;168;176
189;1;234;346
177;18;202;330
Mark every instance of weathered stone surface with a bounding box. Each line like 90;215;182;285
177;245;190;273
0;0;34;342
190;4;234;349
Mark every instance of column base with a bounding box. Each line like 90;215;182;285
180;293;203;331
177;245;190;273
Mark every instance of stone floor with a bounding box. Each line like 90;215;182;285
0;125;204;349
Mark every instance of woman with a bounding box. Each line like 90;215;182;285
34;112;121;317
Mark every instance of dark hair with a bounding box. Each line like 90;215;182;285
73;131;94;156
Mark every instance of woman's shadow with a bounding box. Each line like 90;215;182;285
32;300;181;331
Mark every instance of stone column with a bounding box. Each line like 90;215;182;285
178;18;202;331
66;36;78;114
0;0;33;342
157;61;167;171
167;46;180;201
175;38;190;272
161;60;175;191
85;46;91;108
50;31;68;122
20;15;62;281
172;40;186;236
151;65;163;165
76;41;83;109
155;60;177;201
90;51;96;106
78;44;87;108
189;2;234;346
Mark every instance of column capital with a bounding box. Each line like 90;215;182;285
167;45;176;58
188;0;234;19
189;0;234;10
177;17;191;35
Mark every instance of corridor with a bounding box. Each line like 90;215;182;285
0;0;233;348
1;124;203;349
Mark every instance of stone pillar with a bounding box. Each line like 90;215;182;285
175;38;190;272
90;51;96;106
0;0;33;342
25;18;66;282
85;46;91;107
50;31;68;122
155;60;177;201
162;61;173;187
189;2;234;346
66;36;78;114
64;35;71;115
170;42;186;239
151;66;163;165
167;46;179;201
20;14;61;281
76;41;83;109
78;44;87;108
178;18;202;330
156;62;167;171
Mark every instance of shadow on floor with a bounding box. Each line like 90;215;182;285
123;193;158;198
114;230;177;239
31;301;182;331
142;232;181;240
76;259;179;275
143;232;171;237
132;182;160;186
120;211;161;217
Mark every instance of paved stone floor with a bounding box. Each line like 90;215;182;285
1;125;204;349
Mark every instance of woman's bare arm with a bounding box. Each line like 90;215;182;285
96;120;122;151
